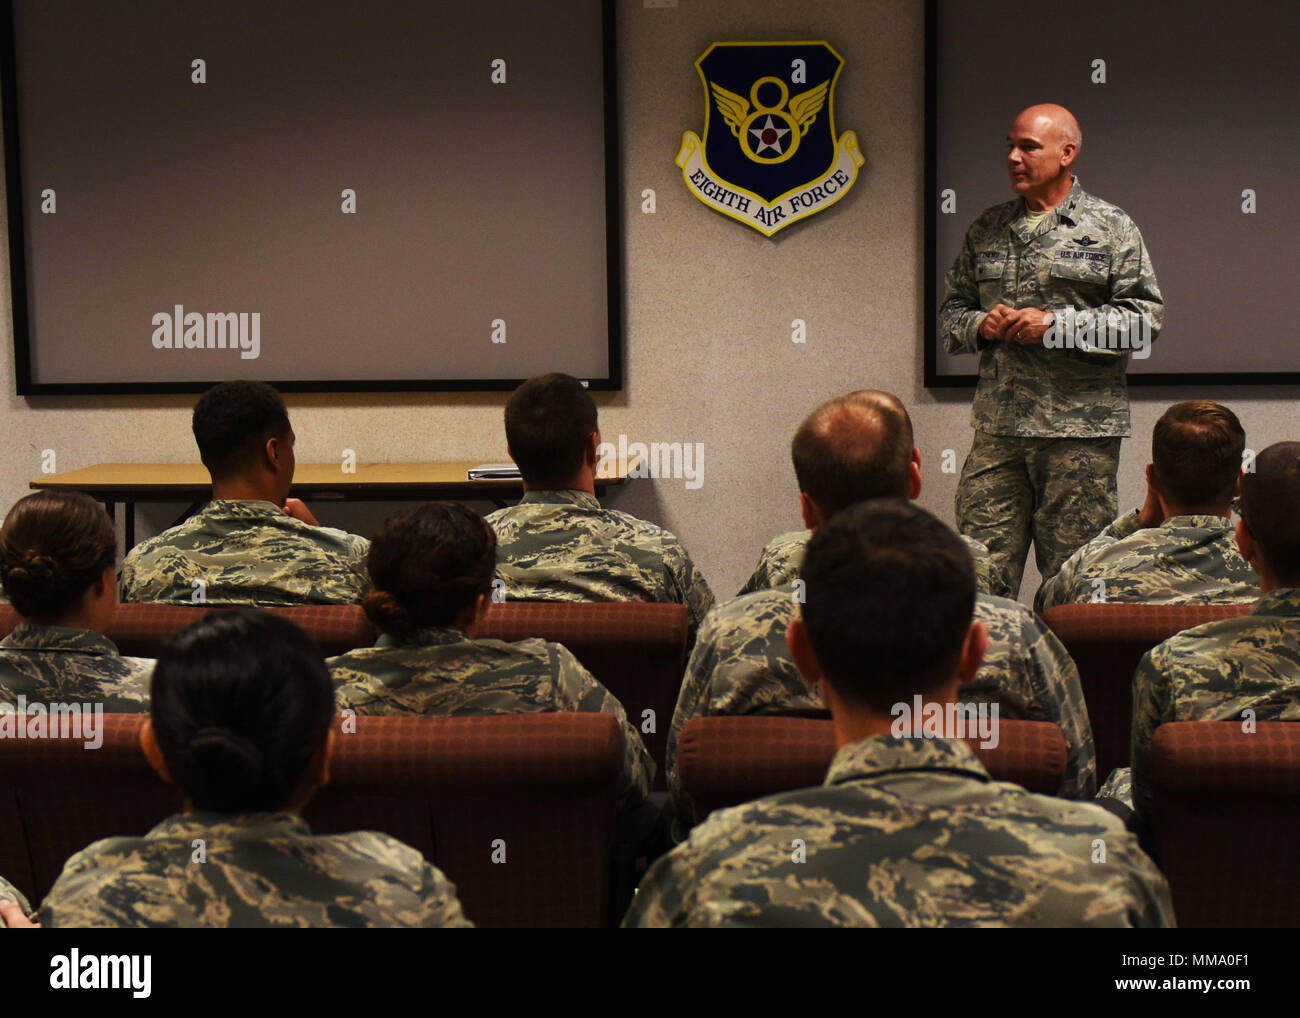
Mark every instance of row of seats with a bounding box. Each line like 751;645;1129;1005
1;713;1294;927
0;601;689;791
0;600;1255;782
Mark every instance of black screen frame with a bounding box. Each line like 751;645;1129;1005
922;0;1300;389
2;0;624;395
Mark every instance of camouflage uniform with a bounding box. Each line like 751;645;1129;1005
39;811;472;927
0;625;151;712
668;586;1096;822
486;490;715;643
329;626;653;809
120;499;370;606
1126;587;1300;819
940;177;1164;598
624;735;1174;928
737;529;995;597
1035;508;1258;613
0;874;32;925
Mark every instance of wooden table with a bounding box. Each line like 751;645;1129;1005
30;460;639;548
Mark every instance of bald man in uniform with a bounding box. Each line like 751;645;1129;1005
940;104;1164;600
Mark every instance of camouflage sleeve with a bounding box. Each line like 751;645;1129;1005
342;533;374;599
1051;216;1164;361
620;839;699;927
415;863;475;928
667;611;721;822
549;644;653;808
736;558;770;597
1021;610;1096;797
118;548;142;602
1105;836;1178;928
939;227;990;355
0;874;33;925
1130;647;1172;820
1034;510;1140;613
663;542;716;649
1104;508;1145;542
967;539;994;596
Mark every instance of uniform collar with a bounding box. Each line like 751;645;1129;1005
517;489;600;510
200;499;288;519
1051;176;1086;226
149;811;309;840
824;734;991;786
1159;514;1234;532
374;625;472;649
1251;587;1300;618
0;624;120;657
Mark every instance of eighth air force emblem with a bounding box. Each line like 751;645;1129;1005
676;41;863;236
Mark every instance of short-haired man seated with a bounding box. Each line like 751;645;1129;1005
668;391;1095;834
120;381;370;605
626;499;1174;928
486;372;714;644
1099;440;1300;819
1036;400;1257;612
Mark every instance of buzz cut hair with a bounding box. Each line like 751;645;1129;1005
800;499;975;713
1151;400;1245;510
1239;441;1300;585
504;373;598;489
191;381;291;481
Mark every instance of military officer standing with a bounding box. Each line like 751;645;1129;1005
940;103;1164;600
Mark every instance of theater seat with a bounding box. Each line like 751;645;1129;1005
0;712;622;928
676;716;1067;824
0;603;375;658
1149;721;1300;928
1042;603;1251;779
474;601;689;790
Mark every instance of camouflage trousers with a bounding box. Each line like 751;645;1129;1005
956;430;1120;600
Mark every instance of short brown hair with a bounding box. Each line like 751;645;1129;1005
1239;441;1300;585
1151;401;1244;509
791;391;914;517
504;373;598;488
0;491;116;622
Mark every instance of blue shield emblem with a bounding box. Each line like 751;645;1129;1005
677;42;863;236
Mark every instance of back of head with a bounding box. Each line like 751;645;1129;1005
0;491;116;623
192;380;291;482
1151;401;1244;510
791;391;914;517
150;609;334;812
1239;441;1300;586
800;499;975;713
504;372;597;488
364;501;496;640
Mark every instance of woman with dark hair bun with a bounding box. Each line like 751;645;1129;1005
0;491;151;710
329;501;653;813
38;608;471;927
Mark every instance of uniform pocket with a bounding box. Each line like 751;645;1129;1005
1050;255;1110;286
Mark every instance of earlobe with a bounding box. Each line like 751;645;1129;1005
957;622;988;686
798;492;822;532
786;618;822;686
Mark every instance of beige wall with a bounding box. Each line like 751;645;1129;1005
1;0;1295;604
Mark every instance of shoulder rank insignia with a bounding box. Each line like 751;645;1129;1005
676;41;864;236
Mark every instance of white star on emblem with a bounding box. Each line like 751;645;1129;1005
749;115;790;155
